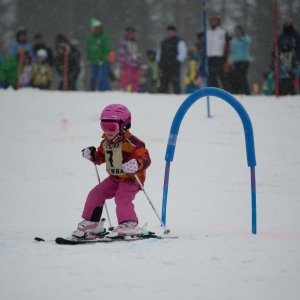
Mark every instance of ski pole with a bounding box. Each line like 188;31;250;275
134;175;170;235
94;165;114;231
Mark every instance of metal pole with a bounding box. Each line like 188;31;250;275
202;2;211;117
94;165;114;230
251;167;257;234
161;161;171;225
134;175;170;234
63;51;69;91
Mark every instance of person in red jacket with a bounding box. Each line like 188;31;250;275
73;104;151;238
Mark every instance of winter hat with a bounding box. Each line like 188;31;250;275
16;26;26;35
147;48;156;55
210;12;221;21
125;26;136;32
34;33;43;40
197;32;204;39
90;18;102;27
167;25;176;31
36;49;48;59
235;25;244;35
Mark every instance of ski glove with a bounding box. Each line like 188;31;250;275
82;146;96;162
122;159;139;173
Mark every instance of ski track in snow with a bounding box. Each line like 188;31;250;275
0;88;299;300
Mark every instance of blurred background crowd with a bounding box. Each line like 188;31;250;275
0;0;299;95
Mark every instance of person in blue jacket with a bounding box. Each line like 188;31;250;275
10;26;34;59
230;25;251;95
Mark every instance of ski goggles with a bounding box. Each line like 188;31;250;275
100;121;120;133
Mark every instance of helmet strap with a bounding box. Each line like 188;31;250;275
111;126;127;143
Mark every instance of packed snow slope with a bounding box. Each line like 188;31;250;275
0;88;299;300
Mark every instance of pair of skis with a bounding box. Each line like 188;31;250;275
35;232;177;245
34;219;177;245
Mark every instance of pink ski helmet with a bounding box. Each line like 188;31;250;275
100;104;131;129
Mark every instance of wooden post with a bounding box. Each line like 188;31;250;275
63;51;69;91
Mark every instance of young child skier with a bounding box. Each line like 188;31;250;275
73;104;151;238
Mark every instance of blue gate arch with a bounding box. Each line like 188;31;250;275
162;87;257;234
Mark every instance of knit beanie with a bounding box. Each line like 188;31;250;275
90;18;102;27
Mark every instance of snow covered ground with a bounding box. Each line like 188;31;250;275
0;88;299;300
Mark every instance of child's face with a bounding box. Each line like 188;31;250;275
148;53;155;60
105;130;120;140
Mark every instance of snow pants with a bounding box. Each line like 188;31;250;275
91;63;111;91
231;61;250;95
208;57;230;92
120;66;140;92
82;177;139;224
158;64;181;94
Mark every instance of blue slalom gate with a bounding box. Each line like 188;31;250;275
162;87;257;234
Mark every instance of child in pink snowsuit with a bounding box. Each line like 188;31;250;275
76;104;151;237
118;27;142;92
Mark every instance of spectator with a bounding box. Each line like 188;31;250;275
262;71;274;96
32;33;54;66
146;48;159;93
279;18;300;63
86;18;111;91
230;25;251;95
118;27;142;92
139;65;150;93
195;32;206;89
279;18;300;91
157;25;187;94
196;61;206;89
0;49;31;89
184;46;199;94
196;31;205;60
55;33;81;68
10;26;34;59
206;13;230;91
278;40;296;95
54;42;80;90
30;49;53;90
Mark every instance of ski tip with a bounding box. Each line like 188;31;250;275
34;237;45;242
55;237;74;245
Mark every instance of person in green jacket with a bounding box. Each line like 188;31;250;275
0;50;31;89
86;18;111;91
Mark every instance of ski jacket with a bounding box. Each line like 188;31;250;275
94;130;151;186
86;32;111;65
279;51;296;79
230;34;251;63
0;55;19;89
148;59;159;93
118;38;142;69
54;51;80;79
207;25;227;57
30;62;53;87
279;26;300;62
10;41;34;59
148;59;159;81
157;35;187;70
184;53;198;85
